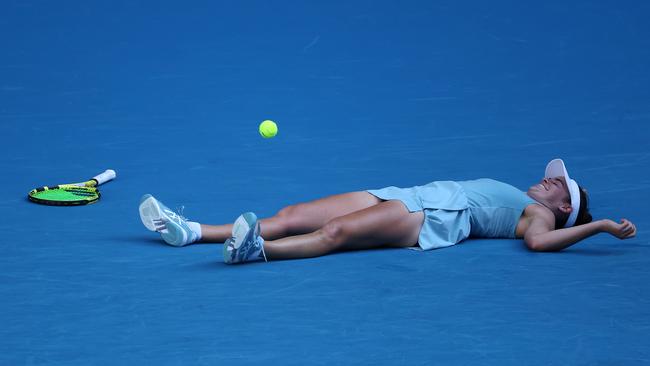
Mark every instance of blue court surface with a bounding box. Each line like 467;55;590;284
2;1;650;365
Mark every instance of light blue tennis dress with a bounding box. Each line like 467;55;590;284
366;179;537;250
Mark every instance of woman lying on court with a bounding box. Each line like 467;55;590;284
139;158;637;264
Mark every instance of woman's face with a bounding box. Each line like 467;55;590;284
527;176;572;211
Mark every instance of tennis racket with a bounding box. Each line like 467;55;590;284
28;169;117;206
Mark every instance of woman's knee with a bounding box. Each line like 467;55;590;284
274;205;304;234
320;219;347;250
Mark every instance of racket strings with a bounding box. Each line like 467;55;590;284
29;186;99;203
63;187;97;197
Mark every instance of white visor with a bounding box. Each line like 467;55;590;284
545;159;581;227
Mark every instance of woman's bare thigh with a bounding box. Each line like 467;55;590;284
278;191;381;233
326;199;424;251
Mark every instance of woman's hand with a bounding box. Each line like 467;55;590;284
601;219;637;239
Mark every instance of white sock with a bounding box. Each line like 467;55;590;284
187;221;202;241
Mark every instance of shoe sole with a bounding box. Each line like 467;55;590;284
231;212;258;249
223;212;258;263
139;194;188;247
161;220;188;247
139;194;161;231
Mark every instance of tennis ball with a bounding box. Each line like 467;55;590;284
259;120;278;138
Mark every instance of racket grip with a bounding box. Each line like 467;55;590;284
93;169;117;185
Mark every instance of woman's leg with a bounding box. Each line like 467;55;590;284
200;191;381;243
264;200;424;260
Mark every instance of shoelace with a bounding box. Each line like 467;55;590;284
176;205;188;221
163;205;188;222
258;237;268;262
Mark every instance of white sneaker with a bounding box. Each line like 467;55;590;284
223;212;267;264
139;194;198;247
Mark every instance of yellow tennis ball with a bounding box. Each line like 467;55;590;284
259;120;278;138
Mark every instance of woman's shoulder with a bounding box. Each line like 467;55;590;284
515;203;555;237
523;203;554;220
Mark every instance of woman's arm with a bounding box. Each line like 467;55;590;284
524;208;637;252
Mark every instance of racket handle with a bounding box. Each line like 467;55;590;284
93;169;117;185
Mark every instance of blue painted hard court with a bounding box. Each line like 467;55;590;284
2;1;649;364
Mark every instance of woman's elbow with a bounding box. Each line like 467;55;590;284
524;237;555;252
